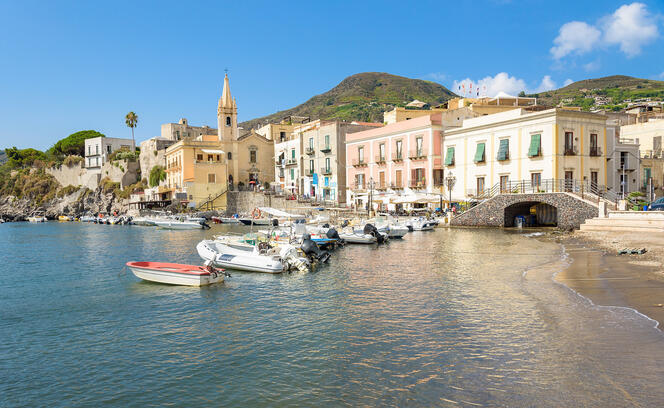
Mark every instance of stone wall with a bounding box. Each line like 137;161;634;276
46;159;139;190
139;138;172;181
225;191;305;216
451;192;600;230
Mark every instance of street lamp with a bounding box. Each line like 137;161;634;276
367;177;376;217
445;175;456;211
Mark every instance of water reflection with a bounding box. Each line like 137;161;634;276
0;223;663;407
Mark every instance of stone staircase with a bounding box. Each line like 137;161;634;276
579;211;664;233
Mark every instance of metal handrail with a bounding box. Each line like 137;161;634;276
474;178;619;204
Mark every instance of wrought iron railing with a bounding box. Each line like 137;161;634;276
473;178;619;205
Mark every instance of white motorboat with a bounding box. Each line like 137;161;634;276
410;218;435;231
131;216;157;226
238;217;274;226
0;218;5;224
384;224;409;238
197;239;308;273
27;211;47;223
339;232;377;244
154;218;210;230
126;261;225;286
80;215;96;223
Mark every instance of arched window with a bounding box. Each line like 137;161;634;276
226;116;231;127
227;152;232;160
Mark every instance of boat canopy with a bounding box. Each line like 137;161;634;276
258;207;306;219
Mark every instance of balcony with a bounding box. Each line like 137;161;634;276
352;158;367;167
320;145;332;153
286;158;298;166
305;147;315;155
275;158;284;165
390;182;404;190
409;179;426;189
305;168;314;176
392;152;403;162
320;167;332;175
376;183;387;191
353;182;366;191
375;155;386;164
589;146;602;157
408;150;426;160
564;145;578;156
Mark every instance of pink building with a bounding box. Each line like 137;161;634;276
345;110;477;211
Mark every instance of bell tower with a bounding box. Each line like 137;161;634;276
217;72;238;142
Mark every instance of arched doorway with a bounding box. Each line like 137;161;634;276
504;201;557;227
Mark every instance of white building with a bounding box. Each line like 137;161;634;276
274;135;301;195
84;137;135;170
442;108;609;201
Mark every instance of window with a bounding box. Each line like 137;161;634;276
216;154;220;161
309;138;314;149
96;145;99;155
500;175;509;193
250;150;257;163
379;171;385;188
208;174;216;183
474;142;486;163
106;145;111;154
355;173;365;189
279;168;284;178
324;135;330;149
197;154;203;161
620;151;628;169
413;168;425;185
87;146;91;156
226;116;231;127
564;132;574;155
280;131;286;142
176;130;180;139
497;139;509;161
309;159;314;173
590;134;599;156
477;177;485;195
207;155;213;161
654;136;662;155
290;168;295;179
291;149;295;159
325;157;330;171
396;140;402;159
531;172;541;188
416;137;423;156
95;157;99;166
227;152;232;160
591;171;599;190
379;143;385;161
565;171;574;192
358;146;364;163
445;147;455;166
527;134;541;157
433;169;443;186
395;170;402;187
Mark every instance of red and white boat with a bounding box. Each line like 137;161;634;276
126;261;225;286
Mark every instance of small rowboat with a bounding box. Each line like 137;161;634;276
126;261;225;286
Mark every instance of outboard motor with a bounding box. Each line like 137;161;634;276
301;234;331;263
272;219;279;226
341;220;349;228
322;223;330;229
363;223;385;244
199;219;211;230
326;228;344;245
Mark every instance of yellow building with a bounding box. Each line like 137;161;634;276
165;135;228;209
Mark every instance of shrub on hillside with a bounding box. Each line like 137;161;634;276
4;147;48;169
63;155;84;167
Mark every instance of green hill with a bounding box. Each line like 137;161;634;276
531;75;664;111
240;72;457;129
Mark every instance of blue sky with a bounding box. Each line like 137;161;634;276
1;0;662;150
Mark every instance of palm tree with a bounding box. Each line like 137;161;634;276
125;111;138;151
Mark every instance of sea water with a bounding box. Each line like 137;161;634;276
1;222;663;407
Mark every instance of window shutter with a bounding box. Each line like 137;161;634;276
474;143;485;163
445;147;455;165
528;134;541;157
497;139;509;161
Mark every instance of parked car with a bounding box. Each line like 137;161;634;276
649;197;664;211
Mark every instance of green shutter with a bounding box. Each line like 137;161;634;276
474;143;485;162
445;147;455;166
644;168;652;188
497;139;509;161
528;134;541;157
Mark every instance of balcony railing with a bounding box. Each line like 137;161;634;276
408;150;426;160
409;179;426;189
353;182;366;191
305;147;315;155
286;158;298;166
375;155;386;164
305;168;314;176
275;158;284;165
320;167;332;175
642;149;663;159
589;146;602;157
564;145;578;156
352;158;367;167
320;145;332;153
390;182;404;189
376;183;387;190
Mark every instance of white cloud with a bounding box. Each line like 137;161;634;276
603;2;659;57
550;2;659;60
424;72;447;82
534;75;556;93
550;21;601;59
452;73;559;96
584;60;601;71
563;78;574;86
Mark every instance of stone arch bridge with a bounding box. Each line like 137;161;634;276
450;192;602;230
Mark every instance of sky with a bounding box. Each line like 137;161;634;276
1;0;662;150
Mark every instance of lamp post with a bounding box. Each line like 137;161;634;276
445;175;456;211
367;177;375;217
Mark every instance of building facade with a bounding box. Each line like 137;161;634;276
620;119;664;198
84;136;135;170
161;118;216;141
442;108;609;202
345;110;477;211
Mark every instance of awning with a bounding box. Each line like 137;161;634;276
201;149;225;154
258;207;305;218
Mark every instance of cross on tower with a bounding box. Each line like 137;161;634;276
224;68;229;75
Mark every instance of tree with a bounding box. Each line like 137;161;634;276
125;111;138;151
518;91;526;97
5;147;48;168
149;165;166;187
48;130;105;157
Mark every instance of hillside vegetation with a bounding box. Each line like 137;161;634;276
240;72;456;129
531;75;664;111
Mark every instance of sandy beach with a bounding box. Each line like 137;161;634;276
554;230;664;328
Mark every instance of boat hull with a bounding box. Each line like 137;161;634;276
154;221;204;230
126;262;224;286
340;233;377;244
196;240;285;273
